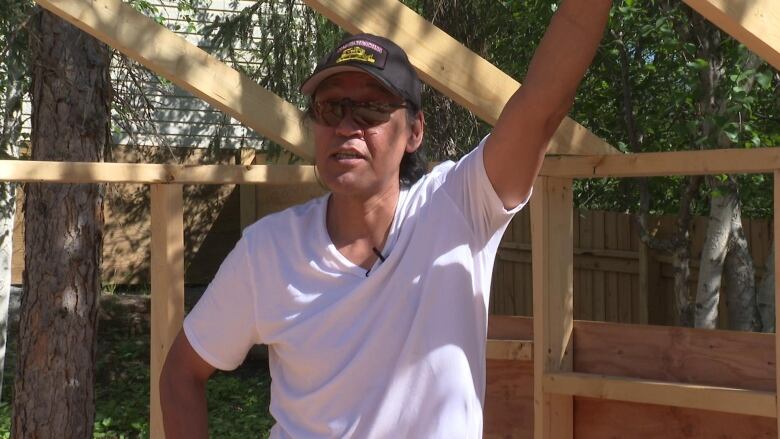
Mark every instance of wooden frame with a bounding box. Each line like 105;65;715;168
149;184;185;438
0;160;317;184
540;146;780;178
3;138;778;439
17;0;780;437
531;177;574;438
543;372;776;418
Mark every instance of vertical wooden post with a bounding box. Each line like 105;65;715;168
774;171;780;431
239;148;257;231
531;176;574;439
150;184;185;439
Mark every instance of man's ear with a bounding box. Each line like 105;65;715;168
406;111;425;153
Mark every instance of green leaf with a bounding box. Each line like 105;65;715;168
756;71;772;90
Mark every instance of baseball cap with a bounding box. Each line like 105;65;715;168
300;33;422;110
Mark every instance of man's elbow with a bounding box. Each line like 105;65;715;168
542;93;575;137
159;347;208;406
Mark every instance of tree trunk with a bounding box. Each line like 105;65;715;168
12;10;108;438
723;214;760;331
756;244;775;332
672;246;695;326
694;179;738;328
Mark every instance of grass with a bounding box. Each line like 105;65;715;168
0;291;274;438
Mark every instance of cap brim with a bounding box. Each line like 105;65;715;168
300;64;402;99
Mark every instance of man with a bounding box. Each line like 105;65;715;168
160;1;612;437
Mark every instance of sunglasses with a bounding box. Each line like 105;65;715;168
312;98;407;128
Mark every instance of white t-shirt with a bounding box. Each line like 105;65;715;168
184;138;526;438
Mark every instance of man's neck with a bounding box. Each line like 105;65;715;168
326;184;400;270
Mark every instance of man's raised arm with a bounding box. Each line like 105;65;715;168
484;0;612;208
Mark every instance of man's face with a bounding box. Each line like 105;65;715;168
311;72;422;199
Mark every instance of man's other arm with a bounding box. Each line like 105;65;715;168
484;0;612;208
160;330;216;439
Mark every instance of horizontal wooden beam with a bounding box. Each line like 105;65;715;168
0;161;316;185
486;339;533;361
544;372;777;418
540;147;780;178
35;0;315;161
302;0;619;157
683;0;780;71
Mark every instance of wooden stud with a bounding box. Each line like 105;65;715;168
541;147;780;178
486;339;534;361
544;372;777;418
150;184;185;439
683;0;780;70
775;170;780;430
531;176;574;439
34;0;314;161
301;0;619;157
0;160;317;185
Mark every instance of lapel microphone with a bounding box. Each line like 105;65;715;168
366;247;387;277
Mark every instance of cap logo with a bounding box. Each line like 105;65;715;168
334;39;388;68
337;46;375;64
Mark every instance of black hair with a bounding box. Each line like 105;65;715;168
399;105;426;188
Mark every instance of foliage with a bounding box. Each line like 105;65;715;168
0;0;34;154
0;293;275;438
569;1;779;216
200;0;342;160
402;0;779;216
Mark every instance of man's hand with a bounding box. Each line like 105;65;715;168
484;0;613;208
160;330;216;439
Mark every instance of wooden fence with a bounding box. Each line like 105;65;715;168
492;208;773;328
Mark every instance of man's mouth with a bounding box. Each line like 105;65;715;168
332;152;365;160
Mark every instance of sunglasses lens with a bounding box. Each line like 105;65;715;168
352;107;391;127
314;102;343;127
313;100;403;128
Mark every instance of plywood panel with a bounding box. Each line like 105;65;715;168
574;321;775;391
485;360;534;439
488;315;533;340
482;318;776;438
574;398;775;439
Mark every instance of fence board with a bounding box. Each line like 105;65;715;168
494;208;772;327
617;214;632;323
591;212;606;321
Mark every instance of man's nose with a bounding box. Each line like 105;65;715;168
334;107;363;136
